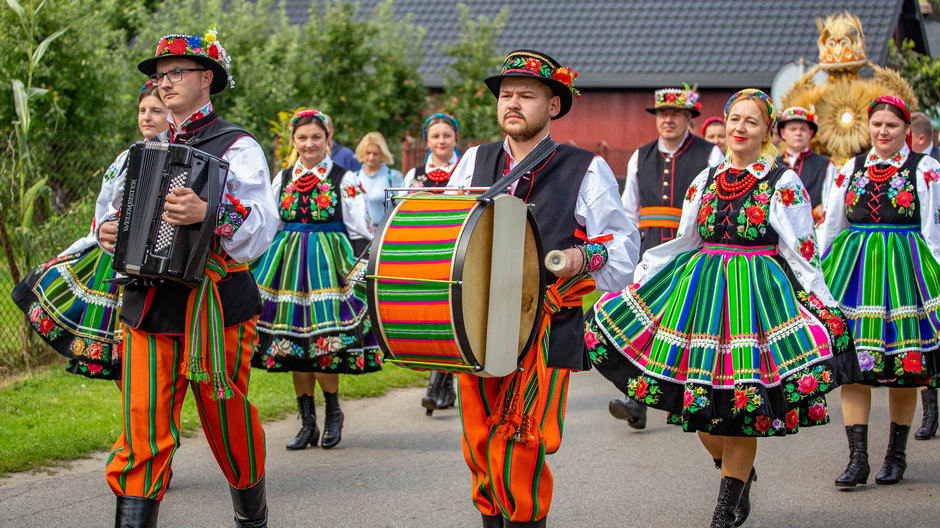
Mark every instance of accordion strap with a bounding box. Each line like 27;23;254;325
182;245;249;400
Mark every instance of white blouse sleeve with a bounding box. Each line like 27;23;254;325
219;136;279;262
620;150;640;227
632;168;709;285
820;160;838;211
915;155;940;262
817;158;854;256
403;167;418;188
340;170;372;240
90;149;130;255
769;169;837;306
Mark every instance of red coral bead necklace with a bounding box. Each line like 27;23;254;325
716;168;757;201
867;163;898;183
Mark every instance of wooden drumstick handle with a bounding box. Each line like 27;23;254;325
545;250;567;274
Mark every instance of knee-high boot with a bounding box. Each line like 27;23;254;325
321;390;344;449
114;496;159;528
230;478;268;528
835;425;870;488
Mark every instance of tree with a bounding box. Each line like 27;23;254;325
888;39;940;117
441;3;510;142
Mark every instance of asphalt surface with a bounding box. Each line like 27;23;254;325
1;369;938;527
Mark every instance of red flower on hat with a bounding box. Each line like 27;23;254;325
156;38;170;55
665;93;677;103
551;67;574;85
168;38;187;55
208;43;220;59
525;58;543;72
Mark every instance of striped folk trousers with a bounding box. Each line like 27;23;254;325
458;369;570;523
106;321;266;500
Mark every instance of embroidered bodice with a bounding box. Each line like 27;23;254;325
843;151;924;225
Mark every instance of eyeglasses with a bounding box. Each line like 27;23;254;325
149;68;207;84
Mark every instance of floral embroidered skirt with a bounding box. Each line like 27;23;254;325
587;245;862;437
11;247;123;380
822;224;940;387
250;224;381;374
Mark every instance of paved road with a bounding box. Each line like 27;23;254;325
1;370;939;527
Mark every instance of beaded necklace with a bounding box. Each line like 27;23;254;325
716;168;757;201
867;163;898;183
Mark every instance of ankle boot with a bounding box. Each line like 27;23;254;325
231;478;268;528
321;390;344;449
504;519;546;527
286;395;319;450
915;389;938;440
436;373;456;409
733;467;757;527
875;422;910;484
709;476;746;528
835;424;870;488
481;513;504;528
422;371;444;416
608;397;647;429
115;496;160;528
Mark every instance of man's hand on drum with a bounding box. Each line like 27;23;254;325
98;220;119;253
553;247;585;277
163;187;208;226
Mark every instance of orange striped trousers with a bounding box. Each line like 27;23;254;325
458;368;570;523
106;321;265;500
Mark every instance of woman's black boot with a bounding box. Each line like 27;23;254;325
285;395;319;450
436;373;456;409
710;476;746;528
875;422;910;484
321;390;344;449
422;371;444;416
733;467;757;527
835;425;870;488
915;389;938;440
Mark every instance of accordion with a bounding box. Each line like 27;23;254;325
113;141;230;286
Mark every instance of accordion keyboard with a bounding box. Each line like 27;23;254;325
154;170;189;255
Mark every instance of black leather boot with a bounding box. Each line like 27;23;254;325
505;518;546;527
285;395;319;450
422;371;444;416
482;513;504;528
436;373;456;409
734;467;757;527
875;422;910;484
231;477;268;528
710;476;746;528
608;397;647;429
835;424;870;488
115;496;160;528
321;390;344;449
915;389;938;440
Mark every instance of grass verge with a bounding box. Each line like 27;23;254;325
0;362;426;476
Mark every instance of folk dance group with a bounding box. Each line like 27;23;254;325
9;24;940;528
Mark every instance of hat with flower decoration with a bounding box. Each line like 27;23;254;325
777;105;818;134
646;83;701;118
484;49;580;120
137;24;233;95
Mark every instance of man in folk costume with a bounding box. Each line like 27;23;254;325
612;85;721;429
776;106;837;220
97;26;278;528
448;49;640;527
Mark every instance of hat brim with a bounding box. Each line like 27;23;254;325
645;106;700;118
483;73;573;120
777;118;818;134
138;54;228;95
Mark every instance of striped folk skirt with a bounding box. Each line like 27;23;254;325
822;224;940;387
588;244;861;437
11;246;123;379
250;223;380;373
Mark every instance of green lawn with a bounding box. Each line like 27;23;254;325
0;362;426;476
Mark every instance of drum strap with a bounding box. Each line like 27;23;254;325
478;136;558;202
487;274;596;445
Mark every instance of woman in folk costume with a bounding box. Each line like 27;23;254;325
11;83;168;382
251;109;379;451
402;112;462;414
818;96;940;488
587;89;861;528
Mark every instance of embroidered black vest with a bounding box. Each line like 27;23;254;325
410;165;450;188
844;151;924;225
120;112;262;334
470;142;595;370
278;163;348;226
775;151;830;207
698;165;788;247
637;134;714;252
